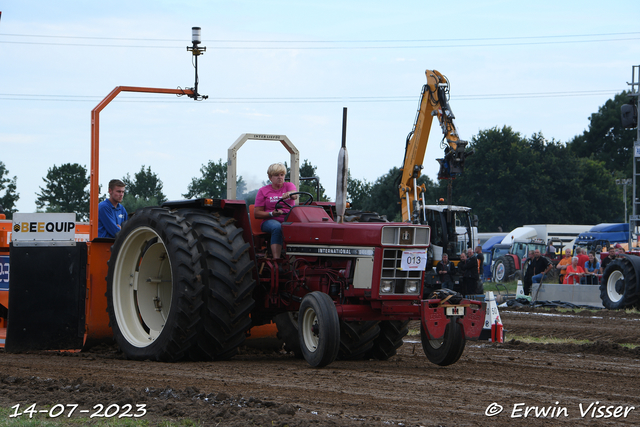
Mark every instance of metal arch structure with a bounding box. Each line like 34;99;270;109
227;133;300;199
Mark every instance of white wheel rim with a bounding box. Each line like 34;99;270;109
112;226;173;347
607;270;624;303
301;307;319;353
495;263;505;281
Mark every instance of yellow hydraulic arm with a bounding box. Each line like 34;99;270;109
399;69;472;223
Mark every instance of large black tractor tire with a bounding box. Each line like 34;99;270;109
600;258;640;310
365;320;409;361
493;256;516;283
274;312;303;358
338;321;381;360
421;319;466;366
180;211;256;361
106;207;203;362
298;292;340;368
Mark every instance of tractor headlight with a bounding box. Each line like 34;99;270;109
406;280;419;294
380;280;393;293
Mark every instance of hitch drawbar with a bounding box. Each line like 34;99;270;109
421;298;485;340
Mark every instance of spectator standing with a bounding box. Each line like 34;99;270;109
546;240;557;258
474;245;484;280
459;251;479;296
435;253;456;289
98;179;128;238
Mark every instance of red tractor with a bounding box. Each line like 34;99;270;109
4;87;485;368
492;239;560;283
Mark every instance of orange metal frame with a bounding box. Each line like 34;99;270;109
84;87;194;344
89;86;194;240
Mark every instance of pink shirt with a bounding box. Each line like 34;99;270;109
255;182;296;223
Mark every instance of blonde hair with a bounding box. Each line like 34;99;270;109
267;163;287;178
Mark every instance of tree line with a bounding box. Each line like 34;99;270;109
346;91;635;231
0;92;635;230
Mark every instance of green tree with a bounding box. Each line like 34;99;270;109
347;170;372;210
568;91;637;176
346;167;438;221
0;161;19;219
36;163;90;221
298;159;328;201
452;127;622;231
122;165;167;211
184;159;246;199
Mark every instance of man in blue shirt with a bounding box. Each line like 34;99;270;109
98;179;128;238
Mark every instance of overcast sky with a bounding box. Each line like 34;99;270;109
1;1;639;215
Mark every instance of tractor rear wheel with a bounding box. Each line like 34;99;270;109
298;292;340;367
338;321;380;360
600;258;640;310
106;207;202;362
493;256;515;283
365;320;409;360
180;211;256;361
421;320;466;366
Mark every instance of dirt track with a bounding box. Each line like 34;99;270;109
1;308;640;426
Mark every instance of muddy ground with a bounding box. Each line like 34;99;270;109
1;307;640;426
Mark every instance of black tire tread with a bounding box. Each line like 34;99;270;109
365;320;409;361
181;211;256;361
494;256;516;283
338;321;381;360
106;207;204;362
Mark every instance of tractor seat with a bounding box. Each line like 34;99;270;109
248;205;266;236
248;205;273;257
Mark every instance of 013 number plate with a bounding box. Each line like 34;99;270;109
400;249;427;271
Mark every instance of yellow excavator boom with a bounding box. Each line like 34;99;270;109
399;69;472;222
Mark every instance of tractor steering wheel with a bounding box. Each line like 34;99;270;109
275;191;314;210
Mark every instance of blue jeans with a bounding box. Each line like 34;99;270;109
261;219;283;245
532;273;546;284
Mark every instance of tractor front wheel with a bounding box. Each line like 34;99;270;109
298;292;340;368
421;320;466;366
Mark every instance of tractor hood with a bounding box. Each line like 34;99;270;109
575;223;629;245
500;227;537;245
